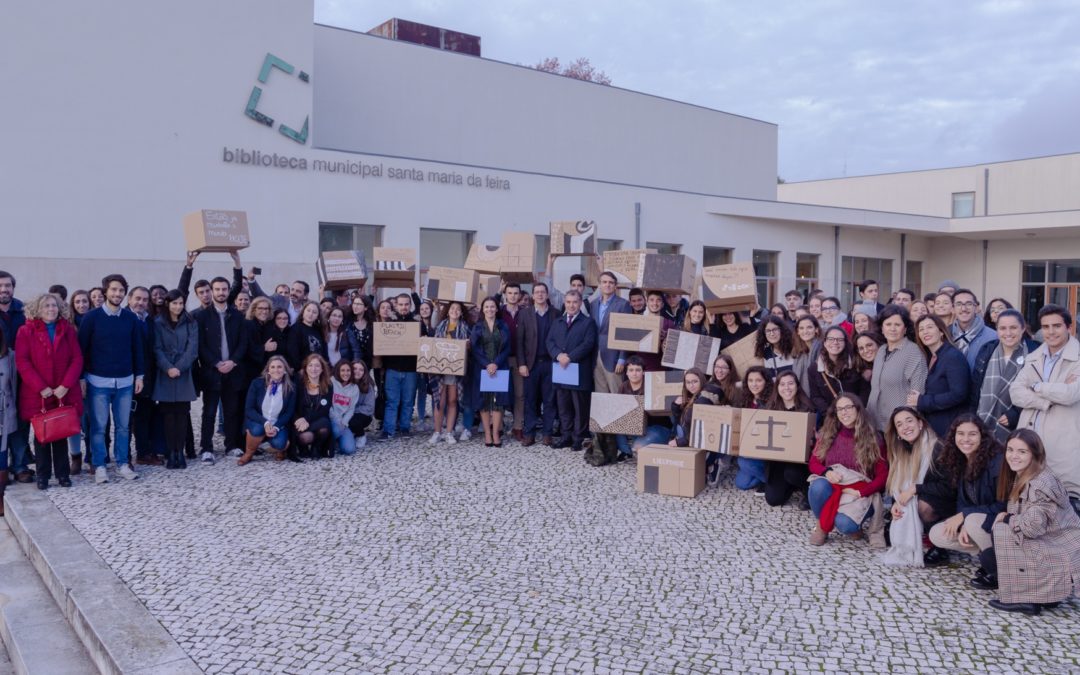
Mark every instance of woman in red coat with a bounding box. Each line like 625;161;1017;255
15;293;83;489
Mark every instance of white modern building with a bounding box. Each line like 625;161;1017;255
3;0;1076;328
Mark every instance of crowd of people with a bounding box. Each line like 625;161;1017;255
0;257;1077;616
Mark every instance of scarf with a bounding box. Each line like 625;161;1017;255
435;318;470;340
829;311;849;328
951;314;987;354
880;442;932;568
977;342;1027;443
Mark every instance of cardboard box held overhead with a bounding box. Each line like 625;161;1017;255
183;210;250;252
607;313;663;353
550;220;597;255
689;405;741;454
700;262;757;313
372;247;417;283
316;250;368;291
601;249;656;288
425;267;480;305
719;332;763;378
464;232;536;282
643;370;684;414
736;408;815;464
637;445;706;498
416;337;467;376
588;393;646;435
373;321;421;356
661;330;722;372
638;254;697;295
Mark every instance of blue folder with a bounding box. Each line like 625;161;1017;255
480;369;510;392
552;362;579;386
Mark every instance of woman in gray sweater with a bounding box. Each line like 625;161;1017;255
867;305;927;432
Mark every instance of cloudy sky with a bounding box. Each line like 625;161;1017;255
315;0;1080;182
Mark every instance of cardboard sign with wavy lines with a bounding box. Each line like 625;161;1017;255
416;337;467;376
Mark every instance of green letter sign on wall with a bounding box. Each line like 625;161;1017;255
244;53;310;144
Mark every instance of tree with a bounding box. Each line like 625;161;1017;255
532;57;612;85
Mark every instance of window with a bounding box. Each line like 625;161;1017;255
904;261;923;300
753;250;778;308
840;256;893;310
534;234;550;274
646;241;681;255
703;246;733;267
1020;259;1080;333
318;223;383;263
952;192;975;218
419;228;473;272
795;252;820;296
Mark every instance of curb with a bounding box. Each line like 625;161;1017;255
4;490;201;675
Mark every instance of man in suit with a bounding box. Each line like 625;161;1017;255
196;276;248;463
515;282;558;446
589;271;632;394
126;286;162;465
546;290;597;451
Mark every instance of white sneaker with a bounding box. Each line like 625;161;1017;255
459;429;471;442
228;448;243;458
444;432;457;445
428;432;441;445
117;464;139;481
355;436;367;450
201;452;215;464
95;467;108;484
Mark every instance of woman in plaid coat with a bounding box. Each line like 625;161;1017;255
990;429;1080;615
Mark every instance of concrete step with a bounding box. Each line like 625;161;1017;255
0;519;97;675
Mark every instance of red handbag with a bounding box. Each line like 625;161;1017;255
31;399;81;444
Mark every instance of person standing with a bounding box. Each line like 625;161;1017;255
127;285;162;466
430;302;469;445
950;289;997;370
546;290;597;451
78;274;143;483
499;283;526;442
152;290;198;469
15;293;83;489
909;315;970;438
0;329;16;509
470;298;512;447
589;272;631;395
195;276;248;463
970;309;1029;443
286;280;310;325
0;270;33;483
866;306;927;432
515;283;557;446
379;293;426;440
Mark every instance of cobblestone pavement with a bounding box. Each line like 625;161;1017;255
35;413;1080;674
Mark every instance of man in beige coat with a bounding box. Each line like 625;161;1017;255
1010;304;1080;516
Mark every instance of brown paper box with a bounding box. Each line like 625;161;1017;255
316;250;368;291
639;254;697;295
183;210;250;252
601;248;656;287
719;332;763;379
636;445;706;498
736;408;815;464
464;233;536;283
588;394;646;435
425;267;480;305
661;330;722;372
477;273;501;301
373;321;420;356
700;262;757;312
689;405;741;454
372;247;417;283
416;337;467;376
550;220;597;255
643;370;684;413
608;313;663;353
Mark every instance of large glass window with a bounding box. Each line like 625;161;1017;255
753;250;779;308
795;252;820;296
419;228;473;271
534;235;550;273
952;192;975;218
703;246;733;267
646;241;681;255
1020;260;1080;333
318;223;383;263
840;256;893;310
904;261;923;300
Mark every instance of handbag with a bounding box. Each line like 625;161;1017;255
31;399;81;444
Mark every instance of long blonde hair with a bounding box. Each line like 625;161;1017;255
814;394;881;477
884;406;937;495
261;355;294;397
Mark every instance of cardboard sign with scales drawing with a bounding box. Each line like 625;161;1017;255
736;408;815;464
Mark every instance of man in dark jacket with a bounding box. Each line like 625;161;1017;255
195;276;248;463
0;270;32;482
515;282;558;446
127;286;162;465
545;290;597;451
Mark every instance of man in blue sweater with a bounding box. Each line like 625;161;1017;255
78;274;144;483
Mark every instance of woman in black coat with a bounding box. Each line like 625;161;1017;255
469;298;511;447
245;297;288;374
807;326;869;425
291;354;332;460
286;301;328;372
908;315;970;438
153;290;199;469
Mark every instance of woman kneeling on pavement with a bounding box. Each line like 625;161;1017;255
807;394;889;548
668;367;713;448
762;371;814;508
988;429;1080;615
240;355;296;465
928;414;1005;591
734;366;772;492
329;360;368;455
881;407;939;567
291;354;333;460
615;356;672;459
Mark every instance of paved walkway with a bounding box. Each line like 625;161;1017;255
34;430;1080;674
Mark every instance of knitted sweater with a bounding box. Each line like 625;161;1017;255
78;306;145;379
809;426;889;497
866;338;927;432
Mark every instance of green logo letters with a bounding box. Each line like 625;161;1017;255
244;53;310;145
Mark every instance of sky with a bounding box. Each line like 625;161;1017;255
315;0;1080;182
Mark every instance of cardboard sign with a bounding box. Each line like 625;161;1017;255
416;337;467;376
637;445;706;498
601;248;656;288
550;220;597;255
639;254;697;295
689;405;741;454
426;267;480;305
477;273;501;301
373;321;420;356
372;247;417;283
700;263;757;312
719;332;763;378
736;409;815;464
643;370;684;413
588;393;646;435
465;232;536;283
608;313;663;353
661;330;722;372
183;210;250;252
316;250;368;291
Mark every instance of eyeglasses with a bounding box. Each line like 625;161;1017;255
954;301;976;309
764;328;781;335
822;305;838;311
835;404;856;413
825;337;846;343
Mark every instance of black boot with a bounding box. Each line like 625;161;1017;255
287;446;304;463
971;548;998;590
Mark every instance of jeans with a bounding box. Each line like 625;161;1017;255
7;422;30;474
615;425;671;455
808;478;873;534
88;384;133;468
332;418;356;455
734;457;767;490
383;370;418;436
245;421;289;451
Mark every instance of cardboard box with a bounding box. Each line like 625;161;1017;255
465;231;535;280
550;220;597;255
661;330;722;372
700;262;757;312
316;250;368;291
416;337;467;376
183;210;250;252
477;273;501;301
689;405;741;454
372;247;417;283
601;248;656;287
425;266;480;305
719;332;763;378
737;408;815;464
643;370;684;414
638;254;697;295
608;313;663;353
373;321;420;356
588;393;646;435
636;445;706;498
